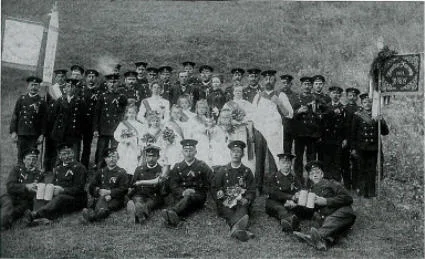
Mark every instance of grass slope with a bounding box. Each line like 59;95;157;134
1;1;424;258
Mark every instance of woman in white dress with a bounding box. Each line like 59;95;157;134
114;104;145;178
137;82;170;125
139;111;164;164
230;85;256;121
160;105;185;168
186;99;211;163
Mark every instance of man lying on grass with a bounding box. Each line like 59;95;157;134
293;160;356;251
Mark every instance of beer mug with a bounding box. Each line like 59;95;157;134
298;190;308;206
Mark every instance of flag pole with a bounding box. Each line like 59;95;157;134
377;69;382;198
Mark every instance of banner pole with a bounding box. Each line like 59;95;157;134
377;70;382;198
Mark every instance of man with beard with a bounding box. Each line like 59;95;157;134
10;76;47;163
80;69;101;168
158;66;173;102
135;61;151;100
224;68;245;102
242;68;262;103
93;74;128;166
23;145;87;226
121;71;141;106
1;148;44;229
193;65;214;105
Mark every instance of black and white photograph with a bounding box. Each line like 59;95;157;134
0;0;423;257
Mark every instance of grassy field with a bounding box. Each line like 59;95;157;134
1;1;424;258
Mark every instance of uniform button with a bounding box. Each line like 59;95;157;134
277;181;279;184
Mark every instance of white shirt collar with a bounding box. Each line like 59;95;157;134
146;163;158;169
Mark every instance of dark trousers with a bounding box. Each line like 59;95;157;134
1;194;34;227
317;206;356;239
358;150;379;197
321;144;343;182
265;199;313;221
95;136;117;165
91;196;125;220
171;192;206;217
341;149;358;190
132;195;164;216
36;194;86;220
81;131;94;168
283;130;295;154
217;204;250;228
17;135;38;163
44;137;57;172
294;136;318;183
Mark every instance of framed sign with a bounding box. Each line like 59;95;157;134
380;54;422;95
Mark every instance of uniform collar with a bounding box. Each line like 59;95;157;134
146;163;158;169
185;159;196;166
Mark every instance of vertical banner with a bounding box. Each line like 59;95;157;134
1;18;45;70
43;2;59;84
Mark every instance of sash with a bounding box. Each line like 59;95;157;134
355;110;373;124
167;120;184;139
122;120;140;145
142;99;152;115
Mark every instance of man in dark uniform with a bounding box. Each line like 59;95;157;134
162;139;212;227
242;68;262;103
312;75;331;105
47;69;67;101
127;145;164;224
23;145;87;225
170;71;195;107
10;76;47;163
182;61;200;87
146;67;159;86
93;74;128;166
293;161;356;251
80;69;101;168
193;65;214;105
70;64;85;95
135;61;151;100
212;141;256;241
1;148;44;229
224;68;245;102
292;77;325;185
207;75;226;119
320;86;348;182
279;74;298;153
82;148;128;223
350;93;389;198
158;66;173;102
49;78;86;161
341;87;361;190
265;153;311;233
120;71;141;106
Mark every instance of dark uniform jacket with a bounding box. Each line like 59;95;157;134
135;78;151;102
132;164;163;198
223;83;238;102
193;81;212;104
93;91;127;136
309;179;354;217
212;163;256;204
80;86;101;134
292;93;326;138
170;82;195;105
313;92;331;105
207;88;226;111
53;161;87;197
351;110;389;151
49;95;86;142
89;166;128;199
6;165;44;200
10;94;47;136
265;171;301;203
160;80;173;102
168;159;212;198
344;103;361;146
281;89;299;133
119;87;141;107
242;85;261;103
322;102;349;145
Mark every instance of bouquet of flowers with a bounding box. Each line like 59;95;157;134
222;186;246;208
162;127;176;144
141;133;156;145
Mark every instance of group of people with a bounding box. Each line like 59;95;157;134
3;60;390;250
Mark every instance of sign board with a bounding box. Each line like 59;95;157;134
2;18;45;71
380;54;422;95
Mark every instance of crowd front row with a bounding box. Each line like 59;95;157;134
1;139;356;251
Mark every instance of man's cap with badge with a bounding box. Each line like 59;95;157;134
26;76;42;83
57;143;73;152
261;70;277;77
182;61;196;67
180;139;198;148
280;74;294;82
103;148;118;158
227;140;246;150
277;152;296;160
345;87;360;95
312;75;326;82
247;68;261;75
105;73;120;81
199;65;214;73
300;76;313;84
54;69;68;75
146;67;158;74
85;69;99;77
305;160;324;172
231;68;245;75
66;78;79;85
144;145;161;156
70;64;85;74
158;66;173;73
124;71;138;78
359;93;370;100
23;148;40;157
135;61;148;68
329;86;343;94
